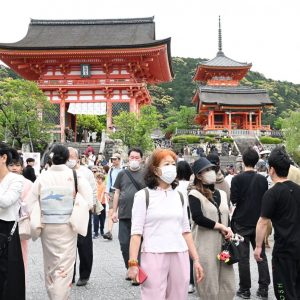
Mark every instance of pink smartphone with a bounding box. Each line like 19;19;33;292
138;267;148;284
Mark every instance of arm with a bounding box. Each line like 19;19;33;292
112;189;120;222
254;217;269;261
230;176;239;205
127;191;146;281
189;194;232;238
182;232;204;283
127;234;142;280
0;175;24;208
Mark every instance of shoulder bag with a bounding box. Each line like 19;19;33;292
0;221;17;257
69;170;89;236
19;201;31;240
209;191;240;265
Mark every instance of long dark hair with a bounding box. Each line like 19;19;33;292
0;142;20;166
192;176;213;201
144;149;178;189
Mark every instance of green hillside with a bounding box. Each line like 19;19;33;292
151;57;300;128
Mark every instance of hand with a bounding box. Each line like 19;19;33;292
112;212;118;223
254;246;263;262
127;266;138;281
223;227;233;240
105;192;110;200
194;261;204;283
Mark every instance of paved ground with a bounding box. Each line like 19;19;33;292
26;224;275;299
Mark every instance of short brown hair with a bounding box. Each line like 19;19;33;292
144;149;177;189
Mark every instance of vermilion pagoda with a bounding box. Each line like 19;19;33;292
193;17;273;133
0;17;173;142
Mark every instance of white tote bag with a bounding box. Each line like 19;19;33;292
69;192;89;236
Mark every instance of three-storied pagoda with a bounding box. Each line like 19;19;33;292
193;17;273;133
0;17;172;142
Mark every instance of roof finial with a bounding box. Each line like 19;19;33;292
218;15;224;56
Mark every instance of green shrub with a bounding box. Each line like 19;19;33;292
291;150;300;165
221;137;234;143
172;135;200;143
204;136;216;143
259;136;282;144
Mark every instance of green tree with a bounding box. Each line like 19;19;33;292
164;106;196;133
0;78;55;150
281;111;300;160
112;106;161;151
76;115;106;132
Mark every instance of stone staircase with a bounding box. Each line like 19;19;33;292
233;136;259;155
220;155;239;170
63;142;101;156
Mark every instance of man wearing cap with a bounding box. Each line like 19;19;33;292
231;147;270;299
102;153;122;240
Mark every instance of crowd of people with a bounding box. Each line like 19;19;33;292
0;141;300;300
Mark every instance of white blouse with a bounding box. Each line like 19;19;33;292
0;172;24;221
131;187;191;253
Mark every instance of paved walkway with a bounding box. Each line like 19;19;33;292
26;225;275;299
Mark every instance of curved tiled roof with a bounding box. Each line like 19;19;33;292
201;52;251;68
198;86;273;106
0;17;170;50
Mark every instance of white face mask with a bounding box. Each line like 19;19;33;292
201;170;217;184
159;165;177;184
66;159;77;169
129;160;140;170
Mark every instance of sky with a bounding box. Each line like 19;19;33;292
0;0;299;84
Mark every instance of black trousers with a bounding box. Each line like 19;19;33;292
0;220;25;300
118;219;131;269
73;212;93;280
233;223;270;290
272;255;300;300
93;204;106;235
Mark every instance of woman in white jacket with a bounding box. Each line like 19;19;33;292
0;142;25;300
27;144;93;300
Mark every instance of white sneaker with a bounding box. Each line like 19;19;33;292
188;284;195;294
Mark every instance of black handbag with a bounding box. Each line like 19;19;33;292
218;239;240;265
0;221;17;257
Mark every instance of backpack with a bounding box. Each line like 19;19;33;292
143;188;184;209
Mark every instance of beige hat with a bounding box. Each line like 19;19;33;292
111;153;121;159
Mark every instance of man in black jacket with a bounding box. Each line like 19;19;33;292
23;157;36;182
231;147;270;299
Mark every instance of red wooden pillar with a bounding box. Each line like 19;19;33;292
249;112;253;130
60;99;66;143
106;101;112;128
208;111;212;128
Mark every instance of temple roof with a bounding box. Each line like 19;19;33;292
0;17;170;50
200;52;251;68
198;86;273;106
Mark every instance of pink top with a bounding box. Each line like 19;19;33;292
131;187;190;253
